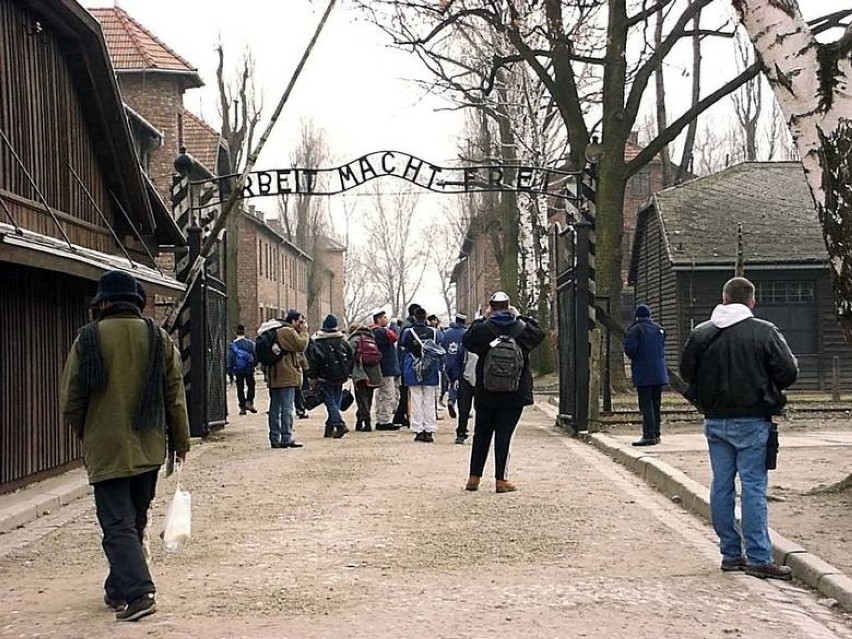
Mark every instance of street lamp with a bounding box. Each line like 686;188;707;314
584;136;605;165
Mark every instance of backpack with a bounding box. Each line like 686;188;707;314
230;342;254;374
355;333;382;366
410;328;446;383
481;320;526;392
312;339;352;383
256;328;284;367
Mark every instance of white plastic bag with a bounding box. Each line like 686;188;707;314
162;471;191;552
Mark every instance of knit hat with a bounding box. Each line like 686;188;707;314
635;304;652;318
284;309;301;323
92;270;143;306
321;314;339;332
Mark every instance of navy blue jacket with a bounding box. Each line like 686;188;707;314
440;323;466;381
623;318;669;387
372;325;401;377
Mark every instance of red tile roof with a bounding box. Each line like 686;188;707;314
89;7;202;86
183;110;225;174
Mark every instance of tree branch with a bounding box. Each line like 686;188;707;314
627;0;676;28
626;63;760;177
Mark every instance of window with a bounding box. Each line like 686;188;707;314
754;280;817;354
629;170;651;199
755;281;815;305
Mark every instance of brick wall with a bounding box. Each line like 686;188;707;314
116;73;185;204
236;211;311;334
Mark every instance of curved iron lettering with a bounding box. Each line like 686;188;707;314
205;151;582;200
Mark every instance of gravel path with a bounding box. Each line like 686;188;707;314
2;397;851;639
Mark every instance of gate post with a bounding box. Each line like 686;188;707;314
574;221;592;431
186;226;208;438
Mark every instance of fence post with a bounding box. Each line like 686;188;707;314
574;222;591;432
187;226;208;438
832;355;841;402
589;327;602;432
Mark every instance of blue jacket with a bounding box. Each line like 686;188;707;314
400;322;441;386
372;325;400;377
440;323;466;381
623;318;669;387
228;337;256;375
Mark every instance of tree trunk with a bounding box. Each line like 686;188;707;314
655;6;674;186
733;0;852;339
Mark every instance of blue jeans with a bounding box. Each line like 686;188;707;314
268;386;296;445
319;383;344;426
705;417;772;565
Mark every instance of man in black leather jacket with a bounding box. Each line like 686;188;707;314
680;277;798;580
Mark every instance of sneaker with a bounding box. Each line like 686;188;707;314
115;593;156;622
324;425;335;438
720;556;747;572
454;436;466;445
333;424;349;439
239;409;247;416
103;594;125;612
246;402;257;414
447;403;457;419
286;441;304;448
655;436;662;444
423;432;434;443
414;432;426;442
375;423;396;431
744;563;792;581
296;411;309;419
271;442;286;449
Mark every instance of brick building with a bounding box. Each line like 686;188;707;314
450;232;502;319
92;6;346;335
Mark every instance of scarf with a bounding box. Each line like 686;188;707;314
77;303;165;431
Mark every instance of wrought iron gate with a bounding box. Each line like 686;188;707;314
554;166;597;433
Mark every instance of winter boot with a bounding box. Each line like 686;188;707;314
324;424;335;438
333;423;350;439
495;479;517;494
465;475;480;491
362;420;372;432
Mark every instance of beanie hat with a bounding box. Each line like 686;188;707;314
92;270;143;306
635;304;652;318
321;314;339;332
135;279;147;311
284;309;301;323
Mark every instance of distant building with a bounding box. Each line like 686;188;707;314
630;161;852;390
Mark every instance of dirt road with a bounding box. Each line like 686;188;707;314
2;402;851;639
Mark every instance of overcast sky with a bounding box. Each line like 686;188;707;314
80;0;846;317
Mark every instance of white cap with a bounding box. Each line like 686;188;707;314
370;308;388;319
489;291;510;304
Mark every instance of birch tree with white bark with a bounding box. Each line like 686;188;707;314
732;1;852;337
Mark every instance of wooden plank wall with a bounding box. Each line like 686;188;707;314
0;262;91;493
632;209;679;370
0;0;115;247
675;268;852;391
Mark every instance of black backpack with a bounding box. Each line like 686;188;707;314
256;328;285;367
481;320;526;392
311;339;352;383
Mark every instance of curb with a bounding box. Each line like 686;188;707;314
587;432;852;613
0;436;206;535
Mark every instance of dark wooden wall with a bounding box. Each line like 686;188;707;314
0;0;116;250
632;210;679;370
0;263;92;493
675;268;852;391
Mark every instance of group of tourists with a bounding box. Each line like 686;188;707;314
58;269;798;624
228;291;546;474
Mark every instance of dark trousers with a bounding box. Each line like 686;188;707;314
637;385;663;440
235;372;255;410
355;384;375;424
393;382;410;426
455;379;474;439
469;404;524;480
93;469;158;602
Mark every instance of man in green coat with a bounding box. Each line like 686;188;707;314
60;270;190;622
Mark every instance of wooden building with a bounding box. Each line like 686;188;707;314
629;161;852;390
0;0;185;492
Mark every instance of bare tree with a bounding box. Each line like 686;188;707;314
363;183;427;318
731;30;761;162
281;119;334;328
216;44;263;330
343;246;382;327
429;211;461;319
